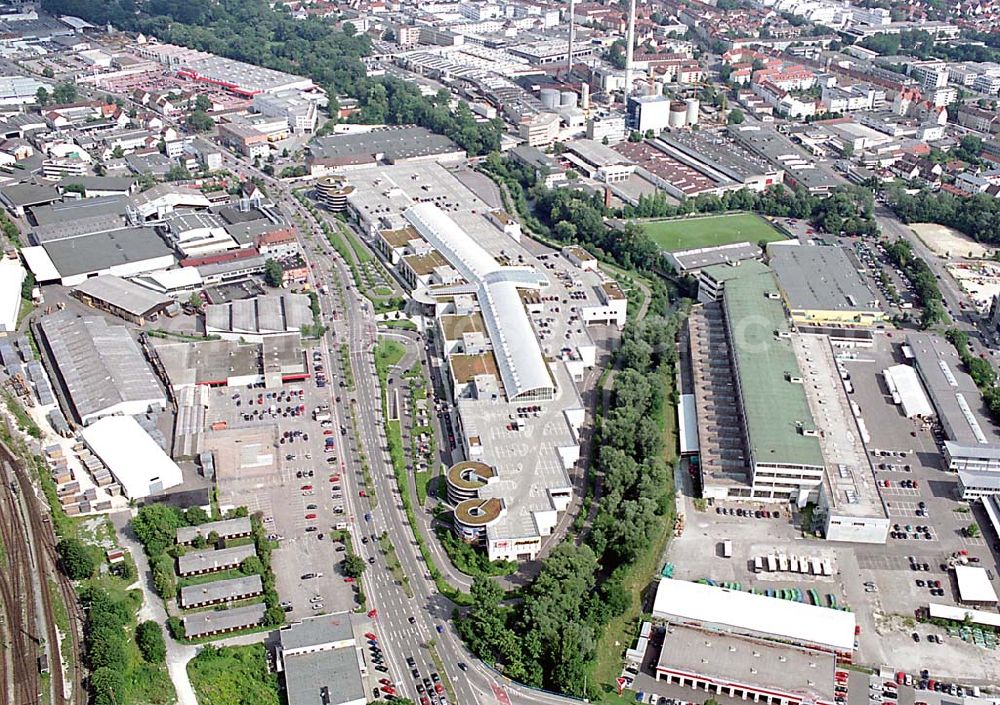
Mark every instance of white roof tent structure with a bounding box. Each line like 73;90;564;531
81;415;183;498
652;579;856;654
883;364;934;419
405;203;555;402
955;565;999;604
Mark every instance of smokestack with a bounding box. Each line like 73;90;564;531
624;0;636;98
567;0;576;76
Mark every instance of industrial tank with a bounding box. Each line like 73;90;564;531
668;101;687;128
685;97;700;126
540;88;560;109
560;91;578;107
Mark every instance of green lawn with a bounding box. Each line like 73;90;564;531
187;644;279;705
641;213;785;252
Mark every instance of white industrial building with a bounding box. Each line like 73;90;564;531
81;415;183;498
0;256;26;333
955;565;999;605
651;579;856;655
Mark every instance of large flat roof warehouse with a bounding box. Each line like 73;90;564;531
308;126;464;167
955;565;999;604
723;269;824;470
665;241;761;273
23;227;176;285
283;644;365;705
656;625;836;703
906;332;1000;447
154;339;262;388
769;244;880;315
37;313;166;425
404;203;554;401
651;579;856;653
278;614;366;705
81;415;183;498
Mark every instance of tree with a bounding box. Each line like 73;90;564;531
343;553;367;578
187;110;214;132
90;666;125;705
264;258;284;287
56;538;96;580
132;503;185;557
52;82;77;104
35;86;50;106
727;108;745;125
111;144;125;159
152;555;176;599
165;164;191;181
135;621;167;663
194;93;212;112
967;523;981;538
240;555;264;575
42;66;54;78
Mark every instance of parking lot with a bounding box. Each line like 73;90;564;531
199;343;361;620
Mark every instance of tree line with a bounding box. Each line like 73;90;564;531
946;328;1000;423
883;239;945;327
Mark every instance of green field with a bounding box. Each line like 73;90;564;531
641;213;785;252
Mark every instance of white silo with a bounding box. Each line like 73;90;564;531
581;82;590;110
668;101;687;128
560;91;578;107
685;97;700;126
540;88;560;109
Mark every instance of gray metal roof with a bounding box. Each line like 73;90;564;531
73;275;172;318
41;227;174;278
58;175;136;192
279;614;356;651
205;293;311;335
176;543;257;575
30;195;129;227
31;213;127;244
38;313;165;423
769;244;879;312
181;603;265;638
179;574;262;608
309;126;462;164
0;182;60;208
283;646;365;705
176;517;252;543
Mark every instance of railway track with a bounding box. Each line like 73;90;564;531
0;437;86;705
0;451;42;705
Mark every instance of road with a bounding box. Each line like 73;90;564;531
875;206;997;363
213;144;584;705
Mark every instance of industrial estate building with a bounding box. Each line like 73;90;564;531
80;415;183;498
37;313;167;425
647;580;851;705
905;332;1000;498
277;615;368;705
686;252;888;543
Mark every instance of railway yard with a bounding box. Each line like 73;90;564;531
0;439;85;705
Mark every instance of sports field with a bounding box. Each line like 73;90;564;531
640;213;785;252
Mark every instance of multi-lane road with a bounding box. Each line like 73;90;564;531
220;149;580;705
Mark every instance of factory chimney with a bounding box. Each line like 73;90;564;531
567;0;576;75
624;0;636;97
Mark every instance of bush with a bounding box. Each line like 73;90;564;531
56;537;96;580
136;621;167;663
